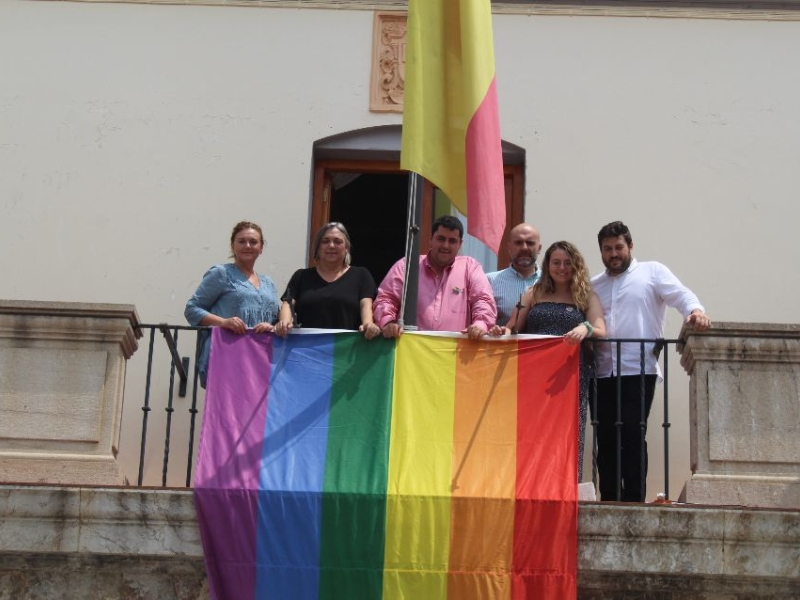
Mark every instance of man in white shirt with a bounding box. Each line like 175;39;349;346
591;221;710;502
486;223;542;328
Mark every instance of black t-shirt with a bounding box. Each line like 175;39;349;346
281;266;377;330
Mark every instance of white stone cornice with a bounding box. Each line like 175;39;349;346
42;0;800;21
0;300;141;358
680;322;800;373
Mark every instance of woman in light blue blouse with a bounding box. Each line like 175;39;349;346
185;221;280;387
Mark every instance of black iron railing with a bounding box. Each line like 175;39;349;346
135;323;206;487
132;325;683;499
587;338;682;502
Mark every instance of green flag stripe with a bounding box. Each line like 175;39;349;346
319;334;395;599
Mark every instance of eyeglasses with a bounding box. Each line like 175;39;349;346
550;260;573;269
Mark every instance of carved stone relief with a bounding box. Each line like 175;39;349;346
370;12;407;113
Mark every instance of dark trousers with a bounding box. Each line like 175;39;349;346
592;375;657;502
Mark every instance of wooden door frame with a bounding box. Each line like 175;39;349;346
500;163;524;268
310;159;524;269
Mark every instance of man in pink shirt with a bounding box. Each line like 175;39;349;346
374;215;497;339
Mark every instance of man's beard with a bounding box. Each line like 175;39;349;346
514;255;534;268
604;256;631;275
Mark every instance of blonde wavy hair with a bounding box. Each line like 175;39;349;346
531;241;593;311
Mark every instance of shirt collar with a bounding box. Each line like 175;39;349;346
509;262;538;279
423;252;454;273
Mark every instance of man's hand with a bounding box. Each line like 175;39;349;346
382;322;403;339
686;310;711;331
462;325;487;340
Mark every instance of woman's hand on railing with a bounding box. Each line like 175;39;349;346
563;323;591;345
221;317;247;335
487;325;510;337
359;322;381;340
274;320;293;337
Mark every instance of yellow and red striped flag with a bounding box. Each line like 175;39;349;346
401;0;506;254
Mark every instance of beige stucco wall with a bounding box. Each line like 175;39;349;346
2;0;799;495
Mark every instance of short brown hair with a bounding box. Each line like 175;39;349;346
229;221;264;257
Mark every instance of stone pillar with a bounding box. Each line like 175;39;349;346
679;322;800;508
0;300;141;485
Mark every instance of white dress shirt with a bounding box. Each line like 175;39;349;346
591;258;704;379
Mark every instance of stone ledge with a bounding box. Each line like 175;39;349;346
682;474;800;511
0;554;208;600
0;299;140;326
0;299;141;359
578;503;800;578
0;486;201;557
1;486;799;598
579;571;800;598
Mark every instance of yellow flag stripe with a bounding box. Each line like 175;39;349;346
383;335;456;597
401;0;498;215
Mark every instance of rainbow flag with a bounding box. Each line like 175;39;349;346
401;0;506;253
194;328;578;599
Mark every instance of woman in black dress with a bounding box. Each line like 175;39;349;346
506;241;606;482
275;222;381;339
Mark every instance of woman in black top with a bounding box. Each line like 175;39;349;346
275;222;381;339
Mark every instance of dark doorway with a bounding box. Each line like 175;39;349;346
310;125;526;277
329;173;408;286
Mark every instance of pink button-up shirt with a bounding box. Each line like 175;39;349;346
374;254;497;332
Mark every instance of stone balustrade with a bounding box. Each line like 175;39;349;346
0;300;141;485
679;322;800;509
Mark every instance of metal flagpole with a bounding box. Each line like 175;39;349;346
398;172;424;330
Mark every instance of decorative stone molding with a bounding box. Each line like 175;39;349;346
0;301;141;485
369;12;407;113
679;322;800;508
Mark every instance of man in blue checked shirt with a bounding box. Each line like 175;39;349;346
486;223;542;327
